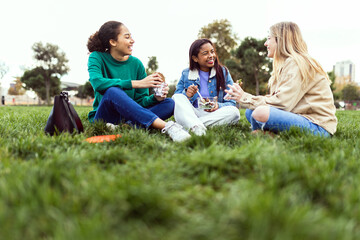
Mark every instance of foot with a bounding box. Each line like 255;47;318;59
190;125;207;136
162;121;191;142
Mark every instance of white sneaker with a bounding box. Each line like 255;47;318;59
106;123;118;131
190;125;207;136
162;121;191;142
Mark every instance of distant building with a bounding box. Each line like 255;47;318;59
334;61;356;89
9;83;16;91
61;81;81;91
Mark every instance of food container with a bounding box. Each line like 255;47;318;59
154;72;166;96
198;97;217;110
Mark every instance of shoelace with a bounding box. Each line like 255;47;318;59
161;122;174;133
191;125;200;132
191;125;205;132
161;122;183;134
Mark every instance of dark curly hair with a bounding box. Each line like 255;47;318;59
189;38;227;95
87;21;123;52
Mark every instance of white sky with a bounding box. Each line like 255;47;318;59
1;0;359;94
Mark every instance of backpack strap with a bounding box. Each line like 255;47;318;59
60;92;79;132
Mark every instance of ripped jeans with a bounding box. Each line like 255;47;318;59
245;107;330;137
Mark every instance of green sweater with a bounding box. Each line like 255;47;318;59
87;52;158;122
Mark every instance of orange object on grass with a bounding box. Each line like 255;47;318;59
85;134;121;143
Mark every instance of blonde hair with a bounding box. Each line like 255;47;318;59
269;22;329;88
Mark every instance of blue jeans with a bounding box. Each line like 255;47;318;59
94;87;174;128
245;107;330;137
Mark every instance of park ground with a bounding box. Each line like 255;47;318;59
0;106;359;240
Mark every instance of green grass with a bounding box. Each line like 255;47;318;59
0;106;360;240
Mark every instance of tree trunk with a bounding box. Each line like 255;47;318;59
45;77;50;105
254;70;259;95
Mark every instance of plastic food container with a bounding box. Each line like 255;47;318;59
198;97;217;110
154;72;166;96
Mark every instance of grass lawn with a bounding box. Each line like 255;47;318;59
0;106;359;240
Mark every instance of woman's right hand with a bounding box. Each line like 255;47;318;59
186;84;198;98
132;73;163;88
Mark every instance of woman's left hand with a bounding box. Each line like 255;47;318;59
154;83;169;101
204;102;219;112
225;83;244;102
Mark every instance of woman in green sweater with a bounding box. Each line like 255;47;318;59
87;21;190;141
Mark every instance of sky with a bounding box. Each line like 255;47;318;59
1;0;359;95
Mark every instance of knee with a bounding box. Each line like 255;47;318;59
105;87;119;95
223;106;240;123
103;87;125;99
160;98;175;111
164;98;175;107
252;105;270;122
229;107;240;122
172;93;187;102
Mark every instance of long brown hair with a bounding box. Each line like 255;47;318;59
189;39;227;94
87;21;123;52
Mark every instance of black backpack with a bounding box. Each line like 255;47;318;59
44;92;84;135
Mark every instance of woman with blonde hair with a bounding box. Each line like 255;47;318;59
226;22;337;136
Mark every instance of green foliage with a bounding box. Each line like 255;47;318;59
7;77;26;95
342;84;360;101
327;70;336;91
167;83;177;98
146;56;159;75
32;42;69;76
198;19;238;61
0;107;359;239
328;70;342;100
226;37;272;95
76;81;94;99
21;67;61;101
23;42;70;105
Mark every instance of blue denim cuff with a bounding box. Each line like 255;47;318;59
254;119;266;131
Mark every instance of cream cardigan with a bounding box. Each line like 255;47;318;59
239;58;338;135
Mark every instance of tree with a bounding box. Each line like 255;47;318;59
0;62;8;80
327;70;336;92
146;56;159;75
30;42;69;104
0;62;9;90
198;19;238;61
342;84;360;101
327;70;341;100
21;67;61;101
8;77;26;95
226;37;272;95
167;83;177;98
76;81;94;99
